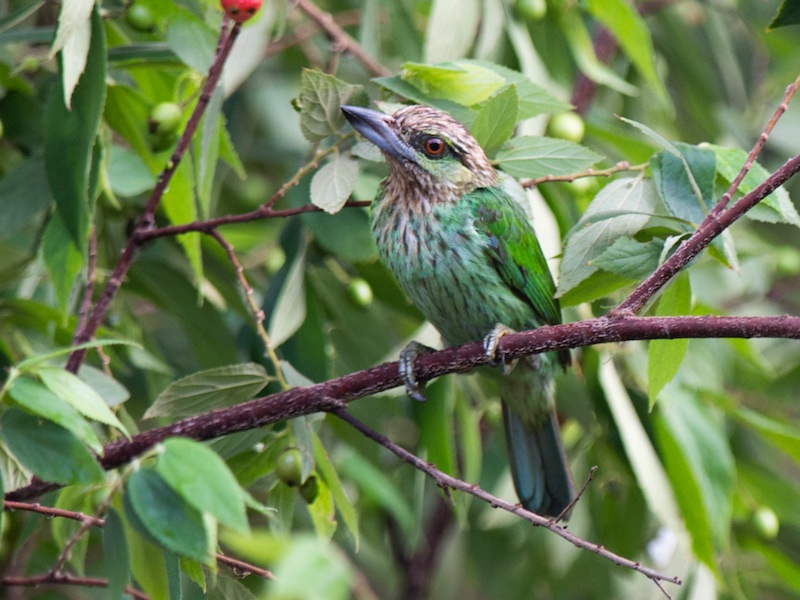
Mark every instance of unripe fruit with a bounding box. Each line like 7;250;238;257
547;112;586;143
299;474;319;503
149;102;183;136
752;506;779;540
126;2;156;32
346;278;373;309
221;0;263;24
275;448;303;487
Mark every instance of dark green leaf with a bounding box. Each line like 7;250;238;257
651;142;716;224
144;363;270;419
470;85;518;155
126;467;212;565
42;213;84;315
156;437;249;533
769;0;800;29
591;236;663;280
0;156;52;240
648;273;691;406
44;6;106;247
166;10;216;72
103;508;131;600
0;408;104;485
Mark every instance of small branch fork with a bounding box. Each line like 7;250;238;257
331;408;681;590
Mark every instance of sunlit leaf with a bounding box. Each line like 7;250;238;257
401;61;505;106
423;0;480;62
310;155;359;214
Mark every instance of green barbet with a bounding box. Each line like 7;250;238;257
341;104;575;517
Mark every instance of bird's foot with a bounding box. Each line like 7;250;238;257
399;341;436;402
484;323;518;375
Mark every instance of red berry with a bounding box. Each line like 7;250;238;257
220;0;263;23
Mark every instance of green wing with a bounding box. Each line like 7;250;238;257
468;186;564;329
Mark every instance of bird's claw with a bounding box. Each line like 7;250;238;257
484;323;518;375
399;341;435;402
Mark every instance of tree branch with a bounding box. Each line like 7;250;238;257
7;314;800;502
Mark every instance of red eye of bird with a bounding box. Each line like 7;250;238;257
423;137;446;158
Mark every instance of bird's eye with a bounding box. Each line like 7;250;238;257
422;137;447;158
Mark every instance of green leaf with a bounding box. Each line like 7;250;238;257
126;467;213;565
558;269;635;307
312;431;358;548
495;136;602;179
648;273;692;406
310;155;359;214
161;158;202;288
122;501;171;600
708;143;800;228
42;213;84;315
195;86;224;218
655;388;735;569
413;377;457;476
470;85;518;155
297;70;361;142
51;0;95;107
464;60;572;118
558;176;658;296
156;437;249;534
78;365;130;408
36;366;129;436
0;408;104;485
107;145;155;197
731;406;800;462
45;5;106;247
423;0;480;62
144;363;270;419
7;376;102;453
268;243;307;348
591;236;663;280
651;142;716;224
306;475;337;540
166;10;216;72
103;507;131;600
769;0;800;29
338;447;415;534
303;207;377;263
269;536;352;600
0;156;53;241
15;338;140;373
586;0;669;105
401;61;506;106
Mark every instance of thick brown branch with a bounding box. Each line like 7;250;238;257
7;314;800;502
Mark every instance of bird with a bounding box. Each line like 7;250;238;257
341;104;575;518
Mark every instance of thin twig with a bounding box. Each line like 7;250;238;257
1;573;149;599
331;407;681;590
292;0;388;76
3;501;105;527
554;465;598;523
216;554;275;580
709;75;800;217
208;229;289;389
521;161;647;187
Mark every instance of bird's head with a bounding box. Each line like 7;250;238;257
341;104;497;205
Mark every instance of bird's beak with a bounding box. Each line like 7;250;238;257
341;105;416;164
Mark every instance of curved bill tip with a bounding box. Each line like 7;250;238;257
340;105;416;164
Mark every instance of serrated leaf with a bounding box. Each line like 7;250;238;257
156;437;249;534
297;70;361;142
655;388;735;569
470;85;518;155
651;142;716;224
648;273;691;406
310;156;359;214
401;61;505;106
423;0;480;62
495;135;602;179
166;10;216;72
0;408;104;485
708;143;800;228
592;236;663;280
144;363;270;419
558;176;658;295
7;376;102;453
36;366;129;437
312;432;358;549
126;467;213;565
586;0;669;105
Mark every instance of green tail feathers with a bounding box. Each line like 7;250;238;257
502;401;575;518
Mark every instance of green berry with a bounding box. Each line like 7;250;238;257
547;112;586;143
149;102;183;137
515;0;546;20
275;448;303;487
299;474;319;503
752;506;779;540
126;2;156;32
346;278;373;309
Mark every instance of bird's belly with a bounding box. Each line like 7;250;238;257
377;223;534;347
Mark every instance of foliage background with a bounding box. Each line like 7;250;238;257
1;0;800;599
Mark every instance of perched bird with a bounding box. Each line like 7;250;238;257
341;104;575;517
